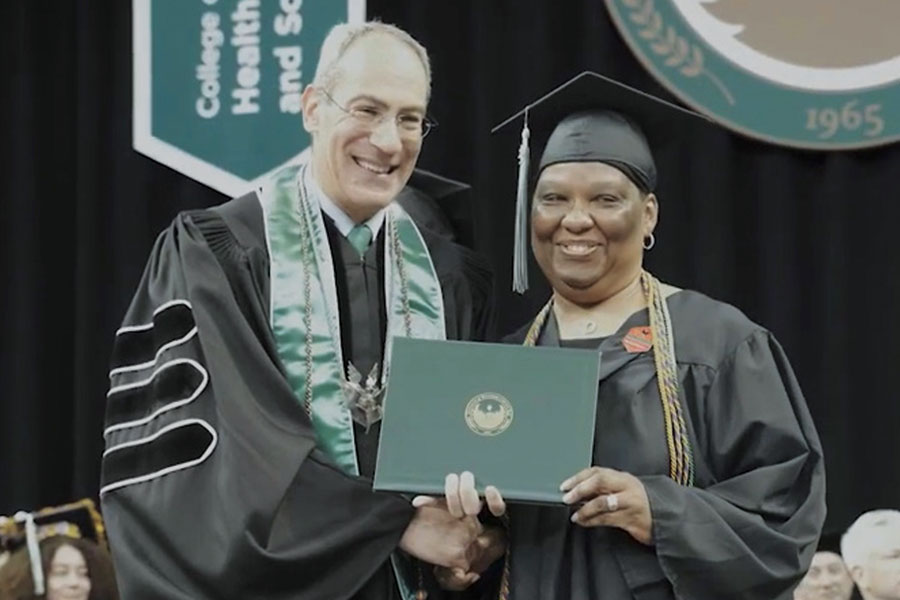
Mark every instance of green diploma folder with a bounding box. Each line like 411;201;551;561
373;338;601;504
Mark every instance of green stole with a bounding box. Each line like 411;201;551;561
258;161;446;599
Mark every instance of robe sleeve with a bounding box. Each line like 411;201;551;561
100;213;414;599
640;329;826;600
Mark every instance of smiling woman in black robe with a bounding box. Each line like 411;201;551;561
436;72;826;600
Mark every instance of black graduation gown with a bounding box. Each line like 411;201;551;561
491;290;825;600
100;192;493;600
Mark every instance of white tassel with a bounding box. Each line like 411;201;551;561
16;511;45;595
513;112;530;294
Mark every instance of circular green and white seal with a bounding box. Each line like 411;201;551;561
605;0;900;149
464;392;514;437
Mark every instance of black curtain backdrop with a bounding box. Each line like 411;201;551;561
3;1;898;545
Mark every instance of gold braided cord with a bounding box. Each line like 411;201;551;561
642;273;680;482
523;300;553;347
642;271;694;485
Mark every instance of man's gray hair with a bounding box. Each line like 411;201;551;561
312;21;431;98
841;509;900;568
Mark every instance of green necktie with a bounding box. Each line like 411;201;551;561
347;224;373;257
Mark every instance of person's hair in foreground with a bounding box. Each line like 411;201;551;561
0;535;119;600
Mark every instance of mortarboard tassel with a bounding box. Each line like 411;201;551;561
16;511;45;595
513;109;530;294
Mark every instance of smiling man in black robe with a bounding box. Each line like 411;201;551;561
100;22;493;600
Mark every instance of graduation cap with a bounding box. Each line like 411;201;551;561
491;71;711;293
398;168;476;248
0;499;107;594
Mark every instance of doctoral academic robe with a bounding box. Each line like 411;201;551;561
100;192;493;600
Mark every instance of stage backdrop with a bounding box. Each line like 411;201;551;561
2;0;899;542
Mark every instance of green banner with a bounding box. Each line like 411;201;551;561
134;0;366;195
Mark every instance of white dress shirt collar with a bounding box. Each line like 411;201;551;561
304;166;386;238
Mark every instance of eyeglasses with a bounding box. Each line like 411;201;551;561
319;89;438;140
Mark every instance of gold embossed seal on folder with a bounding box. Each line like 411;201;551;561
464;392;514;436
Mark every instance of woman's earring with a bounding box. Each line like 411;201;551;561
643;233;656;250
